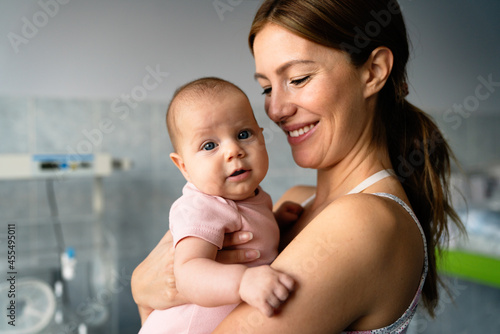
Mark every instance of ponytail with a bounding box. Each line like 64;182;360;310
380;94;465;316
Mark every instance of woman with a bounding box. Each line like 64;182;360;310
132;0;463;332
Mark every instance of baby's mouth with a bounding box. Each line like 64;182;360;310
230;169;247;177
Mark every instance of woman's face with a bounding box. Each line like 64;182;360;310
253;24;375;170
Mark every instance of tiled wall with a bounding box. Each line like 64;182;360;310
1;95;498;333
0;95;314;333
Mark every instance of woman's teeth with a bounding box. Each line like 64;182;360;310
288;124;314;138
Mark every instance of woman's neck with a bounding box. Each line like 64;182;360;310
314;144;392;206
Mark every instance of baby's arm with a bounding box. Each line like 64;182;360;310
274;201;303;228
174;236;294;317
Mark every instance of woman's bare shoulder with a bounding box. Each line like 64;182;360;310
299;193;405;261
298;193;424;329
215;193;420;333
312;193;421;264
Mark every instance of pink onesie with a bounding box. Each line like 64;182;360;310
139;182;280;334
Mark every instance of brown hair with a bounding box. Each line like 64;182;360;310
249;0;464;316
166;77;249;152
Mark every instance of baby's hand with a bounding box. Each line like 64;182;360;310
274;201;303;227
239;265;295;317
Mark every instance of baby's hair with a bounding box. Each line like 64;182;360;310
166;77;249;153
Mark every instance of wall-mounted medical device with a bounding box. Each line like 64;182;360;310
0;152;130;334
0;153;131;180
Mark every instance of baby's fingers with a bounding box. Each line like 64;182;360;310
278;273;295;292
269;274;295;311
259;301;275;318
273;284;291;304
266;293;282;310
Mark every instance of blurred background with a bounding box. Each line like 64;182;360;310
0;0;499;333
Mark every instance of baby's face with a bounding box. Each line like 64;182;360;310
172;92;268;201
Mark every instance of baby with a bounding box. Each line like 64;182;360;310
139;77;298;334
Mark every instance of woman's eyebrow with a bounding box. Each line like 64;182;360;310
254;59;315;80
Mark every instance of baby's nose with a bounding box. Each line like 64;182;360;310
225;142;245;161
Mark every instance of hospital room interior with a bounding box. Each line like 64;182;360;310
0;1;499;333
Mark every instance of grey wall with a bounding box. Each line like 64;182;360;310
1;1;499;333
1;1;500;111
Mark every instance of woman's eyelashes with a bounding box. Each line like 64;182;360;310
261;87;271;95
260;75;311;95
290;75;310;87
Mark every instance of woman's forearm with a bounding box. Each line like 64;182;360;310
131;231;189;312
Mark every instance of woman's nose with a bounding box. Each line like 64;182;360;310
265;90;297;123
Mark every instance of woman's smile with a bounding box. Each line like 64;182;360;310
287;123;316;138
281;121;319;145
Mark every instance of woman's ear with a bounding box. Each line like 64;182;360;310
170;152;191;182
362;47;394;98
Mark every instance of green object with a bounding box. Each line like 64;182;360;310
438;249;500;288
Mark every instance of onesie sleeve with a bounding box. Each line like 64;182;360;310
169;185;242;249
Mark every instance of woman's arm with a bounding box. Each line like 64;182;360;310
131;231;186;324
213;194;421;333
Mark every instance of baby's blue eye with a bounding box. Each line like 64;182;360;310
238;130;251;140
202;142;217;151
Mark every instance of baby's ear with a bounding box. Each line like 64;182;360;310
170;152;190;181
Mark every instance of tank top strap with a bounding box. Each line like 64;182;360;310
347;169;395;194
301;169;395;207
371;192;428;280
